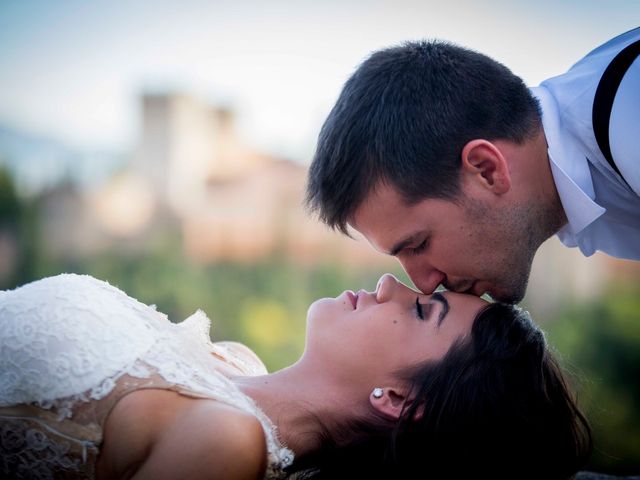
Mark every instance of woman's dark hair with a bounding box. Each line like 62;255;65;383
306;40;542;234
287;303;592;479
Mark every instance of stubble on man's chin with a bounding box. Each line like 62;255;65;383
444;276;528;303
489;244;535;304
490;275;530;304
458;188;555;304
501;194;568;303
441;278;475;295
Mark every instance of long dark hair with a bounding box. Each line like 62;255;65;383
287;303;592;479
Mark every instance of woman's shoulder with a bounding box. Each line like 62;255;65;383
192;400;268;478
211;341;269;376
100;389;268;480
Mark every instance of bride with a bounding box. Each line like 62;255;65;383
0;273;591;479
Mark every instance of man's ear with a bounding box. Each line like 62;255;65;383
369;387;424;421
460;139;511;195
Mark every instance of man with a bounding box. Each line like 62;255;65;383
306;28;639;303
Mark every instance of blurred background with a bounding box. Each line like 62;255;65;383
0;0;639;474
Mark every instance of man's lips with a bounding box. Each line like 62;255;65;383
346;290;358;309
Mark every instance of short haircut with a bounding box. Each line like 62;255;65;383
306;40;542;234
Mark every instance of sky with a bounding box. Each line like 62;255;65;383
0;0;638;163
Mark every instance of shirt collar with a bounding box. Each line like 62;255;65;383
530;86;606;235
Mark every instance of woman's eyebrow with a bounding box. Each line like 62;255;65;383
430;292;450;327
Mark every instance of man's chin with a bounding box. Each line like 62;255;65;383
469;282;489;298
445;280;526;304
487;284;526;304
443;279;476;296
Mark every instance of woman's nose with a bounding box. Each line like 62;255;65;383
375;274;399;303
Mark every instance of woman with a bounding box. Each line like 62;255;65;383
0;273;591;479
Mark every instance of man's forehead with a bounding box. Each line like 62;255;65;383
350;182;407;226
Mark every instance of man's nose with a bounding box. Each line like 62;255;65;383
402;262;445;294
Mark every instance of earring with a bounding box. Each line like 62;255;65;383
372;387;384;399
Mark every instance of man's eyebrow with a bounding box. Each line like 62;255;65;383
389;232;423;256
430;292;450;327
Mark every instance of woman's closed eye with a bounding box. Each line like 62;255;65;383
415;297;433;321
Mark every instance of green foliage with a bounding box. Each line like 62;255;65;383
0;167;44;289
545;283;640;475
0;166;19;224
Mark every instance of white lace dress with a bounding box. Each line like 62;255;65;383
0;274;294;479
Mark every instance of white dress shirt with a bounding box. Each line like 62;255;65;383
530;28;640;260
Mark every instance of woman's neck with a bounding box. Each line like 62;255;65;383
232;363;333;459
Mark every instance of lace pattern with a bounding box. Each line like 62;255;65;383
0;274;294;479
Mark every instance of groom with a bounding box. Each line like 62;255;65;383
306;28;639;303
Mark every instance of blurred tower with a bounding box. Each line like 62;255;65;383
132;93;260;217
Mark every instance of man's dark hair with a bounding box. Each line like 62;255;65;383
306;40;542;234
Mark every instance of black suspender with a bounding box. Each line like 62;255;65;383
592;37;640;185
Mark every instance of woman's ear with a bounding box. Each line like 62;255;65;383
369;387;423;421
460;139;511;195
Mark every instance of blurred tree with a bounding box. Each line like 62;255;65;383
0;166;41;288
0;166;19;223
546;282;640;475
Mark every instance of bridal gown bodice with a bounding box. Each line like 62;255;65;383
0;274;294;479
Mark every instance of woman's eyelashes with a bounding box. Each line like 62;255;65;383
415;297;432;321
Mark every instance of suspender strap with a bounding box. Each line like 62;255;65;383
592;38;640;182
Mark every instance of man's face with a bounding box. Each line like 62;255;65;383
350;182;538;303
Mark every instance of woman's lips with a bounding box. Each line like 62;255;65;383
346;290;358;309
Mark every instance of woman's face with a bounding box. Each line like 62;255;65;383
303;274;488;389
